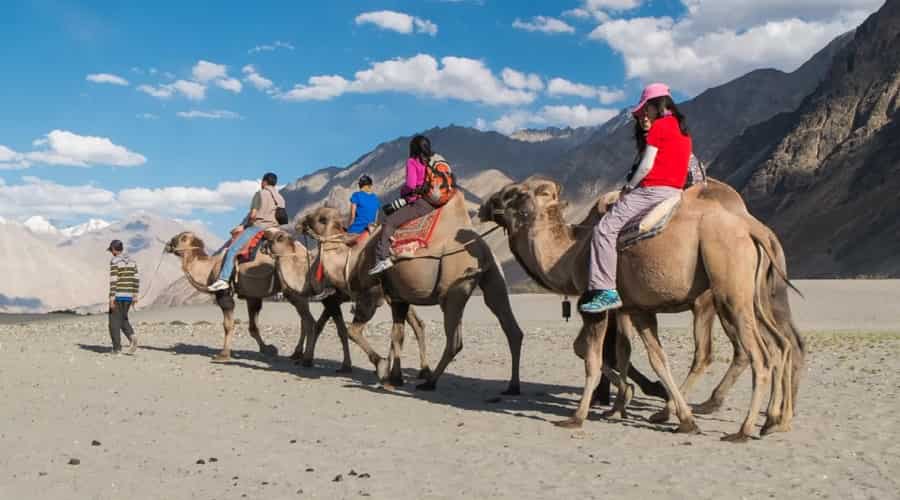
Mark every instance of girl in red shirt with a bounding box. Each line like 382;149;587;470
581;83;693;313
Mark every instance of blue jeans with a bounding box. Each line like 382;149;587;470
218;226;263;282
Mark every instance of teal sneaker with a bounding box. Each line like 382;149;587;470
579;289;623;314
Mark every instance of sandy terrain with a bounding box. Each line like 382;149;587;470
1;281;898;499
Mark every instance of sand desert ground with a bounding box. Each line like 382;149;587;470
1;280;898;499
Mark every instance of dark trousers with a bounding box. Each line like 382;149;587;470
108;301;135;351
375;198;435;260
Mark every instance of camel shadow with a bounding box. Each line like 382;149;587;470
74;341;735;431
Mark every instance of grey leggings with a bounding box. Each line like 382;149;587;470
376;198;435;260
108;301;135;351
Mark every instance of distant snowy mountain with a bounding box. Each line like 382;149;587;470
60;219;112;239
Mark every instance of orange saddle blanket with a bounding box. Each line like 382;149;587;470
235;231;267;264
391;207;442;256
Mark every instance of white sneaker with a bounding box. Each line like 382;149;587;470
310;287;337;302
208;280;230;292
368;259;394;275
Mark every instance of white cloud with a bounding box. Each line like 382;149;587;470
248;40;295;54
0;145;28;170
176;110;242;120
215;77;242;93
280;54;537;106
489;105;618;134
137;79;206;100
512;16;575;34
242;65;276;93
355;10;438;36
136;113;159;120
501;68;544;91
86;73;129;86
546;77;626;104
192;60;227;82
589;1;878;94
0;177;258;218
1;130;146;169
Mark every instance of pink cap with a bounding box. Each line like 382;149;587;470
631;83;671;116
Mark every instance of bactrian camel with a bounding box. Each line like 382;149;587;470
302;192;524;394
264;229;432;378
482;178;806;422
164;232;340;361
480;177;797;441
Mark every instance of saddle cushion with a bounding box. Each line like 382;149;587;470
390;207;443;257
617;195;682;251
236;230;268;264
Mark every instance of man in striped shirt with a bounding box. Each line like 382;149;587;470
108;239;139;354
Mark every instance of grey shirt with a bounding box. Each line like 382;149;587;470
247;186;286;228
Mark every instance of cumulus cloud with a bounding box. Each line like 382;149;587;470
489;105;619;134
176;110;242;120
279;54;537;106
0;177;258;218
192;60;241;93
512;16;575;34
0;130;146;169
137;79;206;100
86;73;129;86
501;68;544;91
546;77;625;104
242;65;277;94
355;10;438;36
248;40;295;54
589;0;878;94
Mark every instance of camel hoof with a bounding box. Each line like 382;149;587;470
501;385;521;396
675;421;701;434
721;432;750;443
760;419;792;436
648;409;671;424
692;400;722;415
417;367;433;380
262;344;278;357
375;359;390;382
299;359;314;368
416;381;436;391
553;418;583;429
389;375;404;387
601;408;626;420
335;365;352;374
212;353;231;362
289;351;303;361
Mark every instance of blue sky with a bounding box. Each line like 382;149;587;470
0;0;882;235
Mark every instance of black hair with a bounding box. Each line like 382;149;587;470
358;175;373;188
262;172;278;186
409;135;433;163
643;95;689;136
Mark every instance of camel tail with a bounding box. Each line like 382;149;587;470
749;229;804;299
751;238;783;347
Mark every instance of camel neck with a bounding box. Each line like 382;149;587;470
512;210;585;296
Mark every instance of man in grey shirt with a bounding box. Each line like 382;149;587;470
208;172;286;291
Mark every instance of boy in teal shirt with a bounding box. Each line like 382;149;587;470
348;175;379;234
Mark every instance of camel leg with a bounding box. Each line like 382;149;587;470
694;321;749;414
246;297;277;357
344;300;390;383
330;303;353;373
630;311;700;434
773;286;804;416
387;301;410;387
554;314;609;428
405;307;432;379
417;286;474;392
478;262;524;395
603;313;635;420
288;295;320;362
214;292;236;361
760;314;793;435
597;318;666;404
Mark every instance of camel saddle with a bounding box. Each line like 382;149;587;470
597;192;682;251
231;228;282;296
390;207;443;258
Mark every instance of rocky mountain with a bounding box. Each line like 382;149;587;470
712;0;900;277
0;213;221;313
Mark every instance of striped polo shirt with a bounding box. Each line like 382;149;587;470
109;254;140;301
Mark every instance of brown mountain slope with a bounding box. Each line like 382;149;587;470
712;0;900;277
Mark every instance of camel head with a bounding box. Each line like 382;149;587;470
300;206;346;238
264;229;299;257
480;176;566;234
164;232;207;257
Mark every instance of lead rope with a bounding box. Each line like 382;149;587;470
136;248;167;307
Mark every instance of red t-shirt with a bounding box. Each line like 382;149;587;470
640;115;692;189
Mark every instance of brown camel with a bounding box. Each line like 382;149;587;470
164;232;340;361
264;229;432;378
482;178;805;424
480;177;794;441
301;192;524;394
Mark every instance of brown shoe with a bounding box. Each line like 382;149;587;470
127;336;138;354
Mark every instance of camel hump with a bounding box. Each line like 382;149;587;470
391;193;473;259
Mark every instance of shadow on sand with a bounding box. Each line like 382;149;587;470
76;340;735;433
